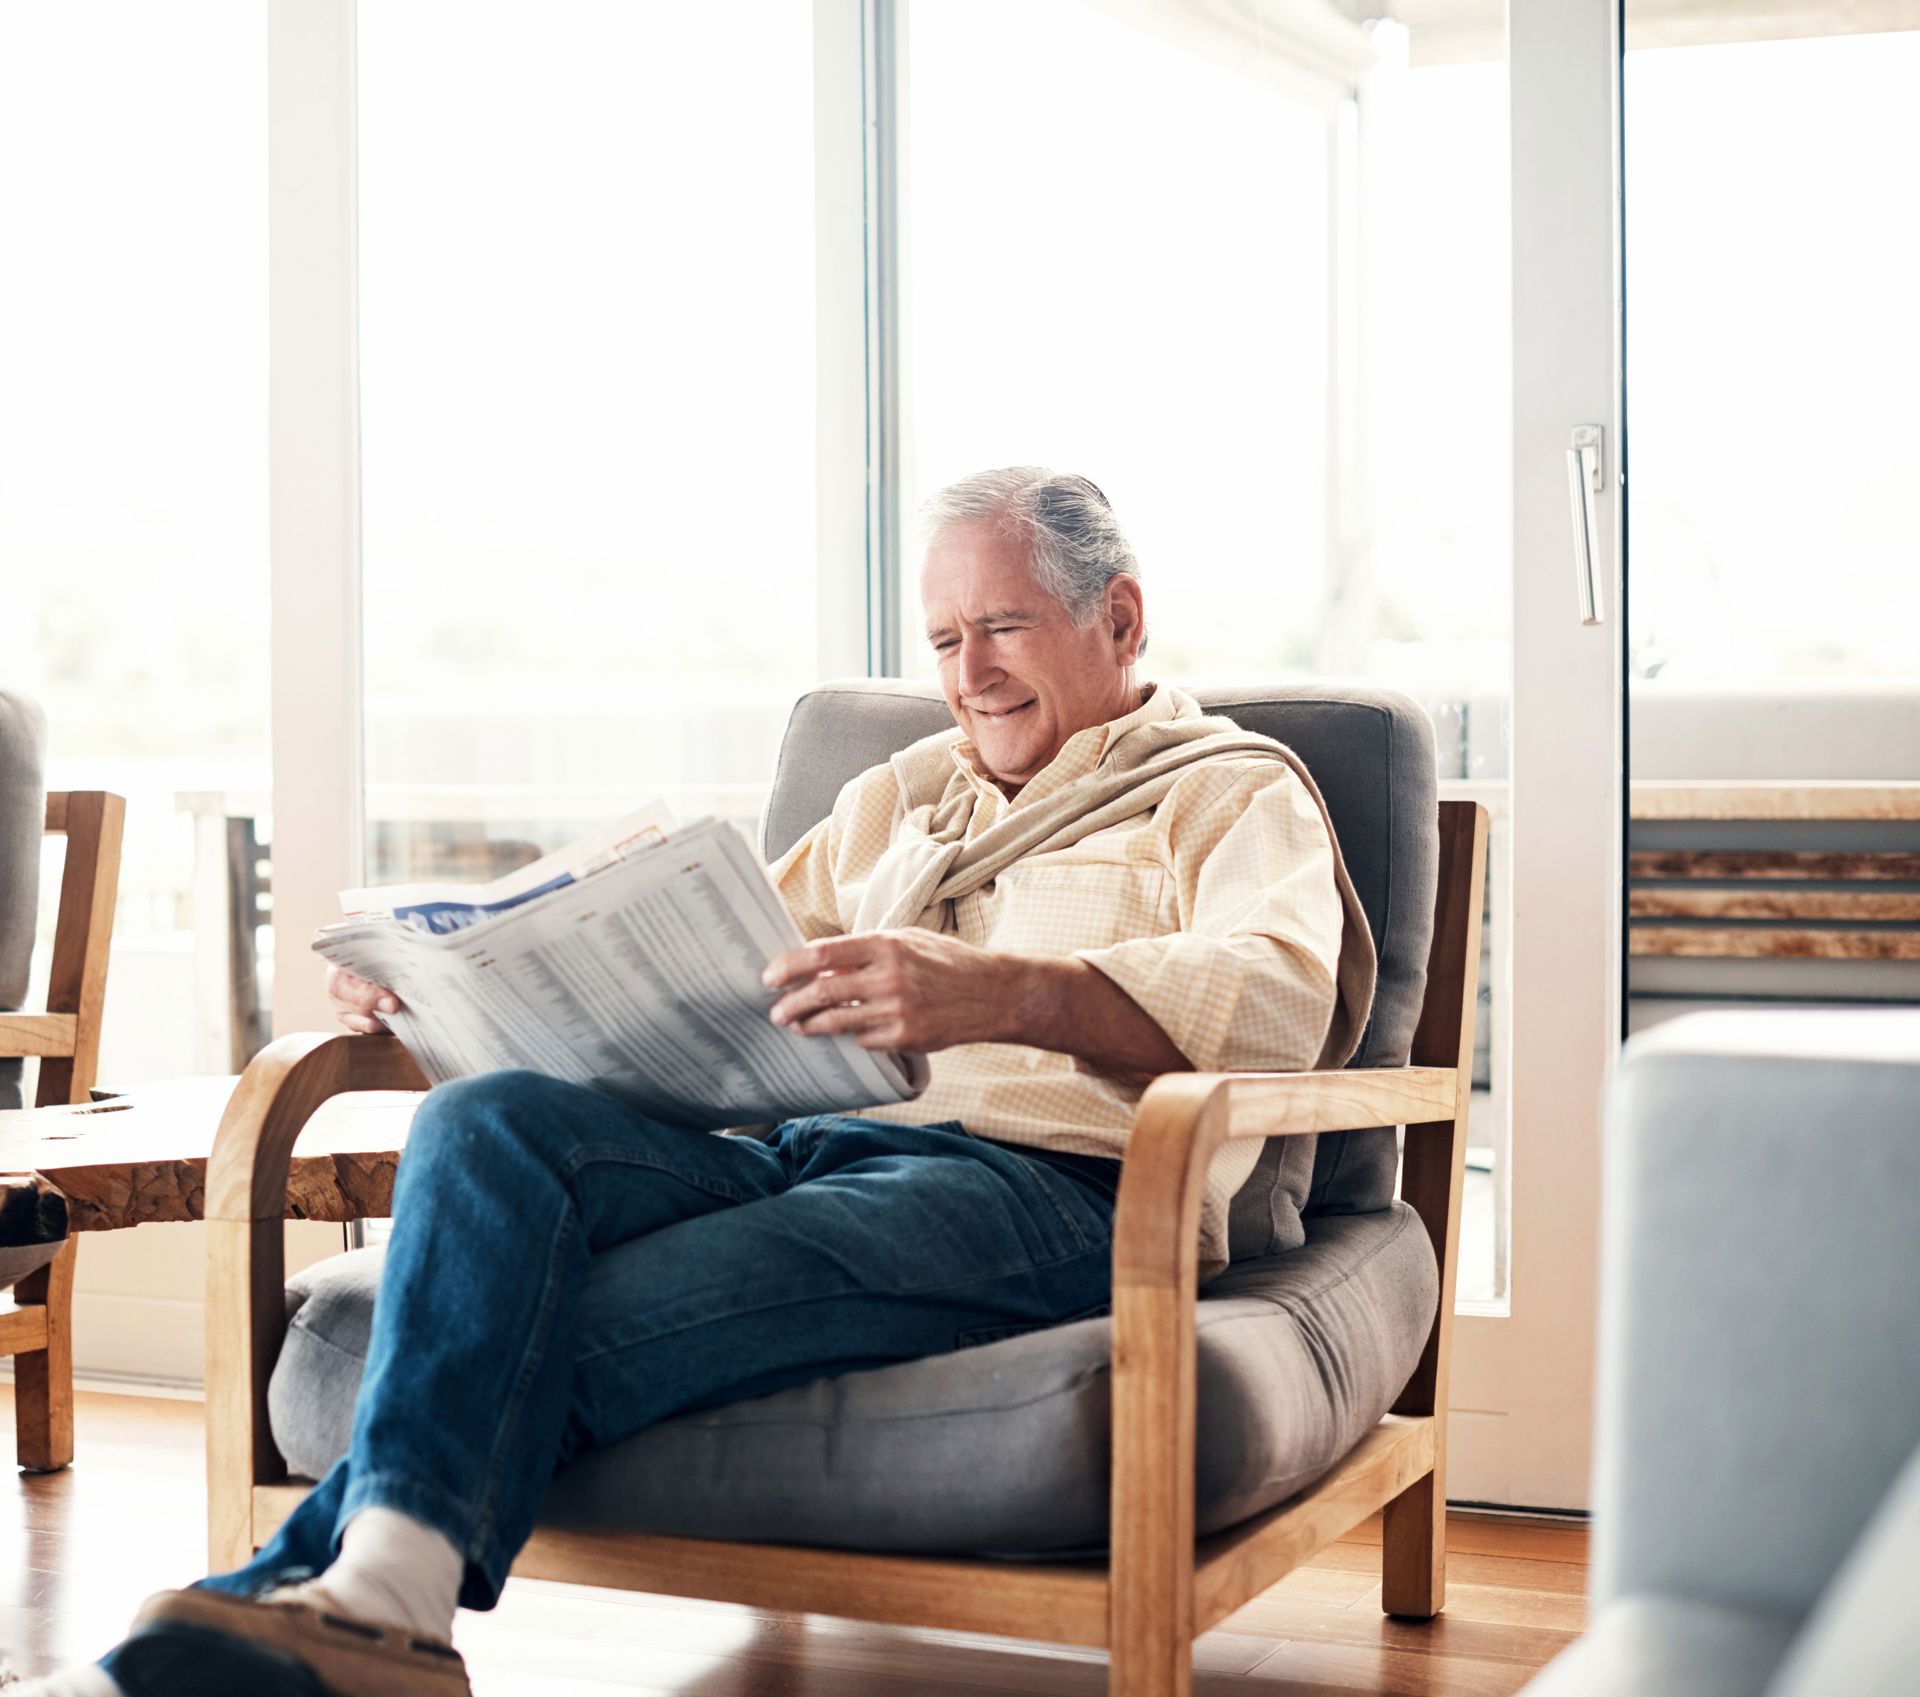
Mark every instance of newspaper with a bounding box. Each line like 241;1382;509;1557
335;802;680;934
313;811;929;1125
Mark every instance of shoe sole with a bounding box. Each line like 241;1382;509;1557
129;1588;470;1697
110;1622;340;1696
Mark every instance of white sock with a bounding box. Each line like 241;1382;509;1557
277;1505;463;1643
7;1665;123;1696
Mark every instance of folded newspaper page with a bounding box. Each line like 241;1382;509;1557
314;811;929;1125
335;802;680;935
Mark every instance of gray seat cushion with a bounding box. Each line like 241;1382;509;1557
272;1202;1436;1553
761;681;1438;1258
0;690;48;1113
1522;1595;1801;1697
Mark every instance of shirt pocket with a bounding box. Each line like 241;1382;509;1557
980;860;1171;955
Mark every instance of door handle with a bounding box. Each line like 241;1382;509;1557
1566;424;1604;626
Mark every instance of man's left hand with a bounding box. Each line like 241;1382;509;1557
763;931;1015;1054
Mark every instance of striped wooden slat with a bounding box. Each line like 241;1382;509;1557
1630;850;1920;883
1630;782;1920;823
1630;928;1920;961
0;1013;79;1059
1629;888;1920;923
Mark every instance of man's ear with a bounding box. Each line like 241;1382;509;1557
1107;575;1146;664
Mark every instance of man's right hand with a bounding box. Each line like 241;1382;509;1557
325;964;401;1035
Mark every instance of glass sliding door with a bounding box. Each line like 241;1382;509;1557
894;0;1623;1507
356;1;821;885
899;0;1337;681
1341;25;1515;1310
1623;17;1920;1033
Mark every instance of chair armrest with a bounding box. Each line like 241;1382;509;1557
206;1031;428;1223
205;1032;426;1544
1110;1066;1457;1290
1195;1064;1457;1140
1106;1064;1467;1661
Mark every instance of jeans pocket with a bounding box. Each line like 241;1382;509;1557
1014;1159;1117;1259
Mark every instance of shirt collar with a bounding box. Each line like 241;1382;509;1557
950;682;1171;808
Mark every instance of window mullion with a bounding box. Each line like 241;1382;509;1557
267;0;363;1038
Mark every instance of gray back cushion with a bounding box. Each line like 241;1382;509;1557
0;692;48;1112
761;680;1438;1259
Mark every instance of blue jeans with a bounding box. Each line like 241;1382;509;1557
194;1069;1118;1612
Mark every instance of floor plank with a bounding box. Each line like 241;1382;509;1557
1336;1512;1588;1566
0;1389;1587;1693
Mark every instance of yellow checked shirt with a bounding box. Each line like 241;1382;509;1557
769;684;1346;1275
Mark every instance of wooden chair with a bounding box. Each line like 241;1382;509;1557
203;797;1484;1696
0;791;126;1471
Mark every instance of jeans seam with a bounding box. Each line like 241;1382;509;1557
573;1241;1113;1367
957;1294;1112;1348
458;1135;770;1555
1006;1159;1103;1256
557;1138;765;1207
464;1201;577;1558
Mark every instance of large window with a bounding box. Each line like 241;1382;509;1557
0;2;268;1085
357;1;819;883
900;0;1332;679
1352;52;1509;748
1625;30;1920;692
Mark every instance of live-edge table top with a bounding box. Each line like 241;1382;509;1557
0;1077;419;1234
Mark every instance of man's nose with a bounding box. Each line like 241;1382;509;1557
957;632;1002;696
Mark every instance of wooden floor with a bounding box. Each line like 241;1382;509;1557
0;1389;1585;1694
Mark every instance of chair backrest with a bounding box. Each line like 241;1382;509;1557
0;690;125;1113
762;679;1439;1259
0;691;48;1112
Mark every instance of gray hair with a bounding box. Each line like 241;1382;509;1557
919;466;1143;630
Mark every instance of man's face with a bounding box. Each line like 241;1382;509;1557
920;518;1144;792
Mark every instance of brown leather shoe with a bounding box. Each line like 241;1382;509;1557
130;1587;471;1696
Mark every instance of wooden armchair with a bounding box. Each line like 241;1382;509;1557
203;797;1484;1697
1;790;126;1471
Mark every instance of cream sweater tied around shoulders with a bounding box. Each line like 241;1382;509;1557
772;684;1377;1276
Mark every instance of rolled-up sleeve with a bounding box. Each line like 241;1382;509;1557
1075;764;1344;1073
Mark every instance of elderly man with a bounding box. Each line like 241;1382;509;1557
39;468;1371;1697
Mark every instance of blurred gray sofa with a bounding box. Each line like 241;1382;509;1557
1525;1008;1920;1697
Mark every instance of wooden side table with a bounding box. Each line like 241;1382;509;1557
0;1076;420;1467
